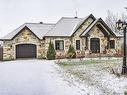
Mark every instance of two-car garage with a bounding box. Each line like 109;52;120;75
16;44;37;59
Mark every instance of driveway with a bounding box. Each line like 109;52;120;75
0;59;84;95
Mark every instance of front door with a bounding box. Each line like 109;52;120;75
90;38;100;53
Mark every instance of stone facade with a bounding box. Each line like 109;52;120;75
106;37;123;56
2;17;123;60
71;17;94;57
87;25;123;55
45;37;71;58
3;28;44;60
43;18;123;58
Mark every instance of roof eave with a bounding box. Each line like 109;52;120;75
12;26;41;40
81;18;117;37
96;18;118;37
0;39;11;41
71;14;96;36
44;35;71;37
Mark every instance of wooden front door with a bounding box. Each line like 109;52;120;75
90;38;100;53
16;44;36;58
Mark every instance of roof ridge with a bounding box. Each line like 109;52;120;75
61;14;95;20
25;22;56;25
61;17;83;19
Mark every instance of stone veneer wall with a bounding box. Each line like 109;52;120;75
44;18;123;58
87;24;123;55
87;25;108;53
44;18;95;58
106;37;123;56
3;29;44;60
44;37;71;58
71;17;94;57
3;19;123;60
72;17;94;50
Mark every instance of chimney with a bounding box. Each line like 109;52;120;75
40;22;43;24
74;11;78;18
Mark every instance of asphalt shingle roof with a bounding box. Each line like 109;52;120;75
1;23;55;40
0;14;122;40
45;17;84;37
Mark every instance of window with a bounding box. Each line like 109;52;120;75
76;40;80;50
55;40;64;50
109;40;115;49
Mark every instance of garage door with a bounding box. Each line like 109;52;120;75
16;44;36;58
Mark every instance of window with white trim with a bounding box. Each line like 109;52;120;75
109;40;115;49
55;40;64;50
76;40;80;50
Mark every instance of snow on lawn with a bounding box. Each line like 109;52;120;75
0;59;87;95
57;58;127;95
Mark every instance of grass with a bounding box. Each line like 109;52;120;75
57;58;121;80
58;58;118;67
57;58;122;82
56;58;127;94
57;58;119;82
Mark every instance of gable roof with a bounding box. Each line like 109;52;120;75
1;23;55;40
0;14;120;41
45;14;96;37
113;30;123;37
81;18;117;37
45;17;83;37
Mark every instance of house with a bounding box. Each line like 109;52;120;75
0;41;3;47
0;14;123;60
0;41;3;60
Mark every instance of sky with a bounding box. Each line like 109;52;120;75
0;0;127;38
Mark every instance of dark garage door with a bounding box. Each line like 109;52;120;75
16;44;36;58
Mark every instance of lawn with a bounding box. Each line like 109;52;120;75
57;57;127;95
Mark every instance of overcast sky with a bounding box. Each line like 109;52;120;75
0;0;127;38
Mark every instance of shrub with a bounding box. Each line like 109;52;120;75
67;45;76;58
124;91;127;95
47;41;56;60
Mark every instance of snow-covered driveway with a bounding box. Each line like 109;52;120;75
0;59;84;95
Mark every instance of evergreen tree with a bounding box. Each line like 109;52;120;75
47;41;56;60
67;45;76;58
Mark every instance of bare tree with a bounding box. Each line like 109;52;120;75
105;10;127;34
105;10;118;33
121;13;127;21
